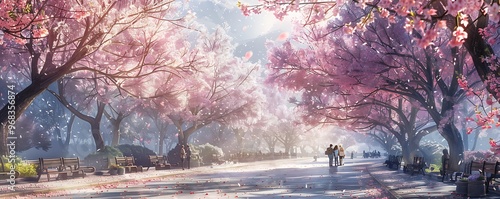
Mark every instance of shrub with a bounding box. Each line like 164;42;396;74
425;163;441;173
1;156;37;177
15;163;37;177
84;146;123;169
116;144;156;167
196;143;224;165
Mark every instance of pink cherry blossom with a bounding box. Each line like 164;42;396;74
449;27;467;47
277;32;289;41
244;51;253;60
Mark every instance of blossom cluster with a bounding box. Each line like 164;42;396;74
0;0;48;44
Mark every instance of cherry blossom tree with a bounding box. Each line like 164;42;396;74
122;112;155;147
264;8;479;170
176;28;262;145
294;86;434;164
240;0;500;99
367;128;400;156
160;27;264;163
264;106;305;155
241;0;500;155
49;78;107;151
140;104;178;156
0;0;199;154
104;95;142;146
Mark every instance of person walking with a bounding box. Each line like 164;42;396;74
338;144;345;165
440;148;450;181
325;144;334;167
186;145;192;169
180;145;186;170
333;145;339;166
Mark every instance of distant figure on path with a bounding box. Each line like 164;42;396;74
333;145;339;166
180;145;186;170
186;145;192;169
440;148;450;181
325;144;334;167
338;145;345;165
351;151;354;159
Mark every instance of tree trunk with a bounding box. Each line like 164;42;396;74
91;123;105;152
177;129;187;146
399;140;411;166
284;144;291;154
462;128;469;151
109;113;124;146
50;80;107;152
0;82;51;155
158;131;166;155
441;124;464;172
56;114;75;157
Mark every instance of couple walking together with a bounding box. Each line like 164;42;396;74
325;144;345;167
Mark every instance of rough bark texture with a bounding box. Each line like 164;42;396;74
158;131;166;155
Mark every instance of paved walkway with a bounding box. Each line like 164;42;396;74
0;157;496;198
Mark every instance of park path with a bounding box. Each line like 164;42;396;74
1;157;391;198
1;156;492;198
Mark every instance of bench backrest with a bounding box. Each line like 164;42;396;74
116;156;135;166
25;159;39;166
158;155;167;164
127;156;135;165
115;156;126;166
483;161;499;177
413;156;424;165
63;157;81;170
469;160;484;174
148;155;168;165
148;155;158;162
39;158;63;171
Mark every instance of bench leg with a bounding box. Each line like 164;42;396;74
486;179;491;193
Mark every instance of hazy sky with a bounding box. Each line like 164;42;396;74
187;0;294;63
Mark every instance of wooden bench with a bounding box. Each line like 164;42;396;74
384;155;402;170
37;158;67;182
62;157;95;178
406;156;425;176
115;156;141;173
463;160;484;178
460;160;500;193
148;155;171;170
482;161;499;193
